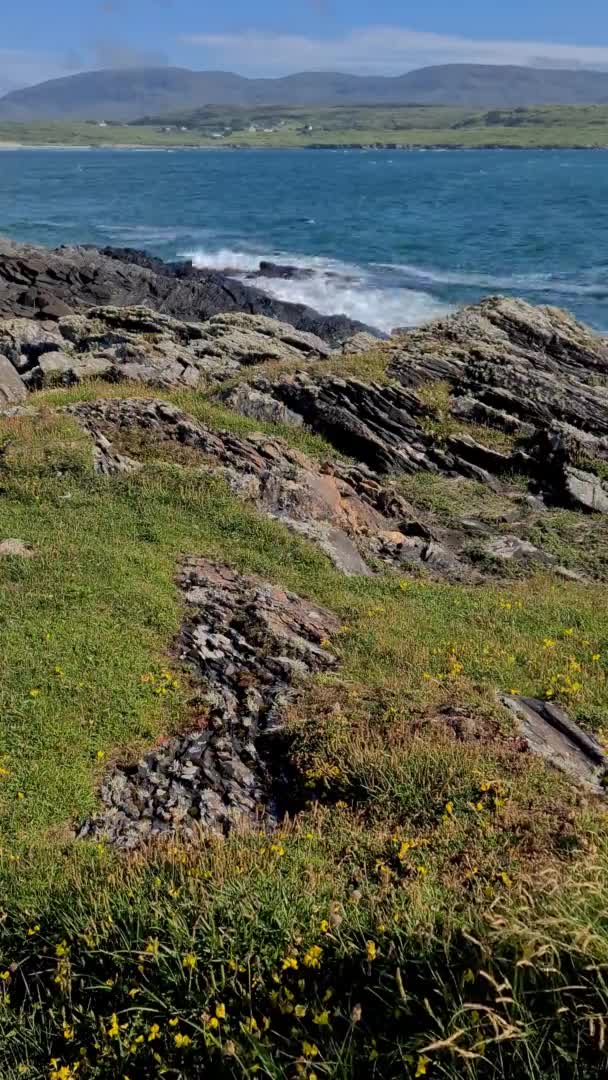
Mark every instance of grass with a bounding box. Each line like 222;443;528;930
4;104;608;149
1;401;608;1076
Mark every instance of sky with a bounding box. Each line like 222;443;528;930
3;0;608;94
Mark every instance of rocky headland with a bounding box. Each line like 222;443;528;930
3;236;608;1078
1;236;607;843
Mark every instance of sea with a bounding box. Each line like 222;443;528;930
2;146;608;333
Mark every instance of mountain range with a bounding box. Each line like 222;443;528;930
3;63;608;121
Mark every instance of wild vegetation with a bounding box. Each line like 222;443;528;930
1;313;608;1080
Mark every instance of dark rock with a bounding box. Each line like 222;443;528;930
254;261;317;281
501;694;608;794
80;559;340;847
0;238;376;346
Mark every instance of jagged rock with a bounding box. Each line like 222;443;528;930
80;560;340;847
501;694;608;794
0;306;333;390
0;356;26;404
388;296;608;436
65;397;576;582
220;371;511;481
0;237;376;346
528;428;608;514
221;297;608;512
64;397;426;576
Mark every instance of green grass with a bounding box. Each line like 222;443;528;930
4;104;608;149
2;403;608;1076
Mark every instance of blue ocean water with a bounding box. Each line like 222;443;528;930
1;147;608;332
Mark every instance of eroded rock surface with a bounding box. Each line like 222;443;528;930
67;396;566;581
79;559;339;847
221;297;608;512
0;306;333;391
501;694;608;794
0;238;374;345
220;371;518;481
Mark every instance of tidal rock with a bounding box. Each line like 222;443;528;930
0;237;376;346
81;559;340;847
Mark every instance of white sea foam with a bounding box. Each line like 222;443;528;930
186;247;450;331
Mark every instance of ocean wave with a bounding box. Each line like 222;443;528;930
187;247;450;331
373;261;608;298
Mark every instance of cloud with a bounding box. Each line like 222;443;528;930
178;25;608;77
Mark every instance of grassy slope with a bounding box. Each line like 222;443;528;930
3;105;608;148
0;379;608;1077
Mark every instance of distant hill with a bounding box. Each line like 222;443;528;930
3;63;608;121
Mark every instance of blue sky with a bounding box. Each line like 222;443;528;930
3;0;608;93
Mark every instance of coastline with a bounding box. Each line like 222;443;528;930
2;140;608;152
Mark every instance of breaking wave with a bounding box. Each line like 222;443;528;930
187;247;451;332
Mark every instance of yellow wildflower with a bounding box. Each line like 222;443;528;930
147;1024;160;1042
366;941;377;962
0;971;9;982
215;1003;227;1020
27;924;40;937
312;1010;330;1026
63;1024;74;1040
49;1067;73;1080
29;689;40;698
107;1014;121;1038
416;1056;431;1077
206;1016;220;1030
303;945;322;969
174;1033;192;1048
55;941;68;957
295;1004;307;1018
302;1041;319;1058
182;953;197;970
168;1018;179;1027
320;920;329;933
282;955;298;971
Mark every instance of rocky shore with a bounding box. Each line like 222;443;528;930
1;235;608;844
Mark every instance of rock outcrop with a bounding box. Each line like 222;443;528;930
67;397;573;581
0;238;376;345
501;694;608;794
220;371;519;481
64;397;449;576
221;297;608;512
0;306;333;391
79;559;339;847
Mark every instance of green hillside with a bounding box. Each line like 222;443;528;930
3;104;608;148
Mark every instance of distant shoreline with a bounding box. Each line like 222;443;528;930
2;141;608;152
